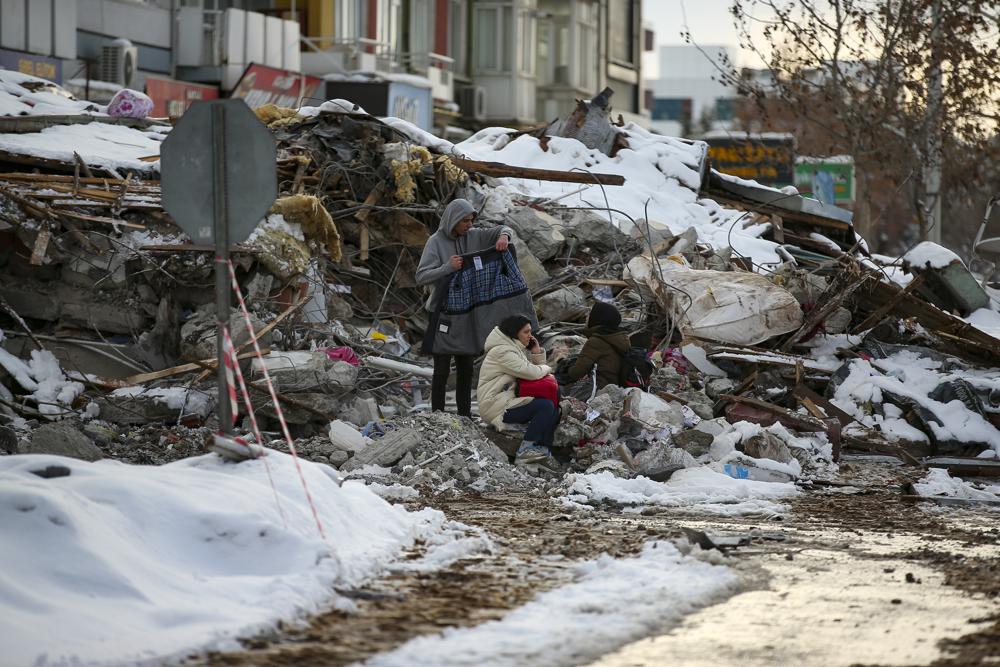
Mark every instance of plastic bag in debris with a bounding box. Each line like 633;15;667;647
624;255;803;345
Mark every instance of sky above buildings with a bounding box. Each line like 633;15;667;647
642;0;766;77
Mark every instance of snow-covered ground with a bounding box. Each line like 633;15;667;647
0;451;450;667
363;540;738;667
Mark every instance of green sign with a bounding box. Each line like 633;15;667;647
794;158;855;205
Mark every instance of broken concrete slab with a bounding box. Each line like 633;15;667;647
537;286;588;323
20;421;103;461
252;351;358;393
507;208;566;261
342;427;422;471
256;392;340;425
672;429;714;457
550;209;629;254
510;235;549;291
739;431;795;464
180;304;271;361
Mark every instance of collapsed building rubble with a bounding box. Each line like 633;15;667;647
1;71;999;507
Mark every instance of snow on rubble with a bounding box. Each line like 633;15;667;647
363;540;738;667
0;450;457;667
0;330;84;417
0;121;165;174
454;124;784;266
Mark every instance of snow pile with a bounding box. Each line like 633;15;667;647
0;451;449;666
0;121;164;172
364;540;737;667
902;241;962;269
0;70;102;116
455;124;781;265
563;468;800;516
966;307;1000;339
0;332;84;417
912;468;1000;501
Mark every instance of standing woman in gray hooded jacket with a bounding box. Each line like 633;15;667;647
416;198;513;417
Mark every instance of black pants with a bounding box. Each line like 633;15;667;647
432;354;474;417
503;398;559;448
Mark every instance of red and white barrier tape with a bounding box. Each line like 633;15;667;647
221;326;239;427
226;259;326;540
225;321;288;528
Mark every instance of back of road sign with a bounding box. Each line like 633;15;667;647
160;99;277;245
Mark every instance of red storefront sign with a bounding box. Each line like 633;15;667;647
146;76;220;118
230;64;322;109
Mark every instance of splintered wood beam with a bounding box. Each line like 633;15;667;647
450;157;626;186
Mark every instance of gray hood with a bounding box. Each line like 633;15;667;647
439;198;476;238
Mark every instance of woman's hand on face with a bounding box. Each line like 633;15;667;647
527;336;541;353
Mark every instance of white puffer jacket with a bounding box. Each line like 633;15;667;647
476;327;552;429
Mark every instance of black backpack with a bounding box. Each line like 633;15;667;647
619;347;654;390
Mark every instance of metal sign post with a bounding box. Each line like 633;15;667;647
211;104;232;430
161;99;277;436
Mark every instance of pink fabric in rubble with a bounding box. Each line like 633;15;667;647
324;346;360;366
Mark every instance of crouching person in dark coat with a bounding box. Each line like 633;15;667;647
560;302;631;401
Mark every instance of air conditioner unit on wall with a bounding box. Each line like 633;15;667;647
99;39;139;88
459;86;487;121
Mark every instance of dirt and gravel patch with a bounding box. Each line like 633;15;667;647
186;459;1000;667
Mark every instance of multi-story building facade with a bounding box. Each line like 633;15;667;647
0;0;650;134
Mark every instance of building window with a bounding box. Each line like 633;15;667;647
336;0;367;41
608;0;634;65
576;2;598;91
450;0;467;77
652;98;692;123
474;4;513;73
408;0;434;70
715;97;736;122
519;10;535;76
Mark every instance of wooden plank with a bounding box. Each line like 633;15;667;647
450;156;626;186
584;278;629;287
0;173;160;187
793;384;856;427
139;244;252;253
701;190;851;233
120;349;269;386
0;114;159;133
29;227;51;266
850;274;925;334
58;210;146;230
718;394;828;432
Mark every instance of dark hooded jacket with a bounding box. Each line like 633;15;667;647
565;303;630;389
415;198;514;311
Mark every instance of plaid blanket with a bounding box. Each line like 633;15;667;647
422;246;538;356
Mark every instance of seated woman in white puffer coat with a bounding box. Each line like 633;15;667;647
476;315;561;468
